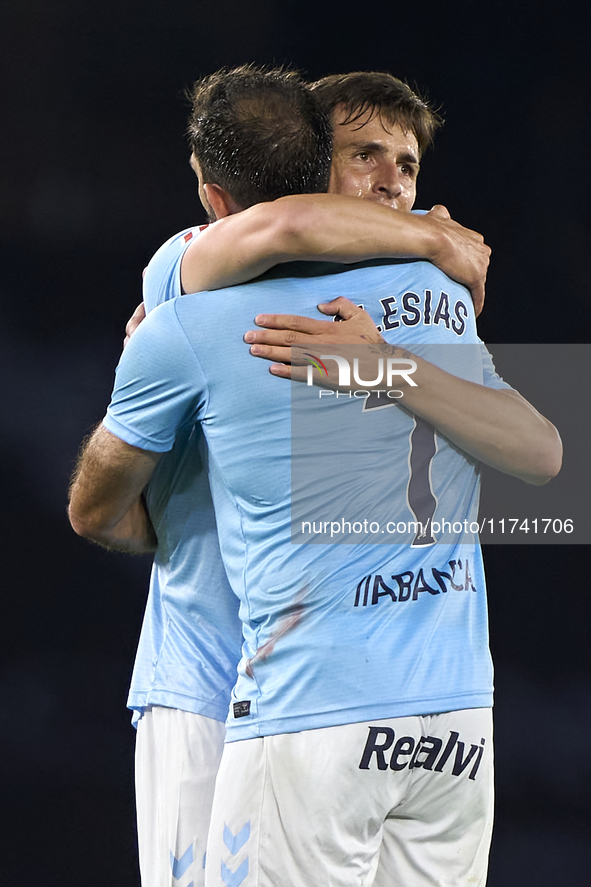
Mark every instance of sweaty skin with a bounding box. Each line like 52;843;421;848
328;110;419;211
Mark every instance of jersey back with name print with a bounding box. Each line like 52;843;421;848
107;257;509;739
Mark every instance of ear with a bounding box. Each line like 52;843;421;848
203;183;243;219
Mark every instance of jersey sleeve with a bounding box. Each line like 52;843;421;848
103;300;208;452
479;341;512;390
142;227;205;313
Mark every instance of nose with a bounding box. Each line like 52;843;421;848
372;160;402;200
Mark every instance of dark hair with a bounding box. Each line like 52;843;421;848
187;65;332;208
311;71;442;156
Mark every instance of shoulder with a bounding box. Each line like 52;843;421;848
143;225;208;312
112;299;207;417
152;224;208;260
122;298;187;361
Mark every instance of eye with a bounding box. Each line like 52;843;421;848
355;151;370;161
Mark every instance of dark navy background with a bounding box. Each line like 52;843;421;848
1;1;589;884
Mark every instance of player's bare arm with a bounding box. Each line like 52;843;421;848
68;424;161;553
180;194;490;314
244;297;563;486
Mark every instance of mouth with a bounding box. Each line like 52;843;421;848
373;196;403;210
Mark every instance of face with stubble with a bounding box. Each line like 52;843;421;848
328;105;420;213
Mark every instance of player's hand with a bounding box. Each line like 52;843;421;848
123;302;146;348
425;205;490;317
244;297;385;381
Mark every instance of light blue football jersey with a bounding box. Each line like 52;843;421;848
126;226;242;724
107;256;509;739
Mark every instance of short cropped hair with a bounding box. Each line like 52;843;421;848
311;71;442;156
187;65;332;208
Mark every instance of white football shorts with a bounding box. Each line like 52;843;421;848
205;708;493;887
135;705;226;887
